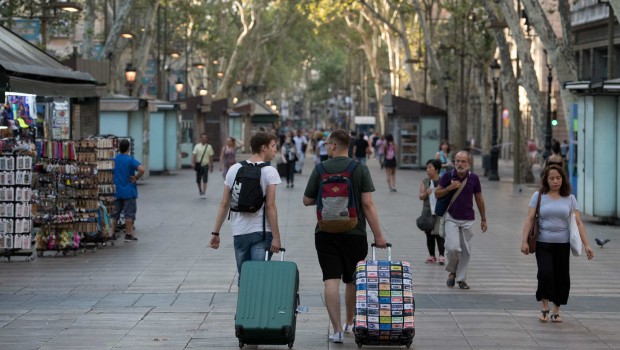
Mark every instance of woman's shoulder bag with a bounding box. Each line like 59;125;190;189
528;192;542;254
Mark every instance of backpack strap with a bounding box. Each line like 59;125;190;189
343;159;359;176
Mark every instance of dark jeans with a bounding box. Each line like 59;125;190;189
425;230;445;257
536;242;571;306
285;161;295;185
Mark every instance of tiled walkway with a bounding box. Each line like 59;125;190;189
0;155;618;349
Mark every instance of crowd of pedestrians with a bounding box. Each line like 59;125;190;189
183;127;596;344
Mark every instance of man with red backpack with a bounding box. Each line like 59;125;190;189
303;129;387;344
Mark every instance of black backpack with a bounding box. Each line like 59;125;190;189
230;161;268;212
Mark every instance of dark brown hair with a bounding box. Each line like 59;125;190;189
439;139;450;153
540;164;571;197
328;129;351;147
250;132;277;154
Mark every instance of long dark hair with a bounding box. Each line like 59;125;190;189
540;164;571;196
385;134;394;144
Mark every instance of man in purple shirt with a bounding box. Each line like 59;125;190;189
435;150;487;290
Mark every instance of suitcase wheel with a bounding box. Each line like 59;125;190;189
288;341;294;349
238;341;244;348
356;339;363;348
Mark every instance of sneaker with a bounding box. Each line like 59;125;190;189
329;332;343;343
342;323;354;334
124;235;138;242
200;194;206;199
110;234;117;241
438;256;445;265
425;256;437;264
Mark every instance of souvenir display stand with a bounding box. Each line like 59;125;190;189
0;148;35;261
96;137;116;234
33;141;81;257
74;139;111;251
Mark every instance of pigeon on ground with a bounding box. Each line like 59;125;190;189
595;238;610;248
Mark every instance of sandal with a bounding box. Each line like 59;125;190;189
446;273;456;288
550;314;562;323
457;281;470;290
539;310;550;322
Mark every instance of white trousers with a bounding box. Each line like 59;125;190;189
295;153;305;172
443;212;475;283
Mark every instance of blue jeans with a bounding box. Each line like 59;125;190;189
233;231;273;276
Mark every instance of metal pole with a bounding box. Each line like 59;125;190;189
444;87;449;140
489;78;500;181
608;4;615;79
543;66;553;160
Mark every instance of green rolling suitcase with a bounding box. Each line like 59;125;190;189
235;249;299;349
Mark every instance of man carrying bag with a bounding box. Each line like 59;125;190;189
434;151;487;290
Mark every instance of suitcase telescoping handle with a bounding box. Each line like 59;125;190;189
371;243;392;261
264;247;286;261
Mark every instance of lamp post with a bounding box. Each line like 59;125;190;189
442;72;451;140
489;59;501;181
543;53;553;161
125;63;137;96
39;1;83;50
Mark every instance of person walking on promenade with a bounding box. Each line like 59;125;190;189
383;133;397;192
316;134;329;162
419;159;445;265
219;137;238;179
528;138;539;166
293;129;308;174
281;134;298;188
543;141;565;172
111;139;145;242
435;151;487;290
353;132;371;164
520;164;594;323
375;135;385;169
302;129;387;344
192;133;214;199
209;132;282;278
435;139;453;176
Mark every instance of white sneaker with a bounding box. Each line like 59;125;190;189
329;332;343;343
200;193;206;199
342;323;354;334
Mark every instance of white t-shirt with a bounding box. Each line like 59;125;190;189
293;135;308;153
224;161;281;236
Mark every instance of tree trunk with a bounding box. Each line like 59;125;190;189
521;0;578;131
495;0;545;153
215;0;255;99
133;1;159;97
97;0;134;61
81;0;96;59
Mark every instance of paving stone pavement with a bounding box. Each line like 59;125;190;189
1;154;619;350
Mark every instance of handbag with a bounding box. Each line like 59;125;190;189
527;192;542;254
436;177;468;238
194;145;208;171
569;198;583;256
416;207;435;232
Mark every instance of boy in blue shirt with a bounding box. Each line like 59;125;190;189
112;139;145;241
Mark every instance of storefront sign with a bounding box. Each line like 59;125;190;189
52;101;70;140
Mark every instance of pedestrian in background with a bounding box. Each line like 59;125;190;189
209;132;282;280
316;134;329;162
375;135;385;169
435;139;453;176
281;134;298;188
383;133;397;192
192;133;214;199
111;139;145;242
293;129;308;174
520;164;594;323
419;159;445;265
219;137;238;179
435;151;487;290
353;132;371;164
303;129;387;344
542;141;565;172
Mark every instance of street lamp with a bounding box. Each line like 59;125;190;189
174;78;184;101
442;72;451;140
543;51;553;161
197;85;208;96
125;63;137;96
489;59;501;181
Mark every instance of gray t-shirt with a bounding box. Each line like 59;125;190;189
529;192;578;244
